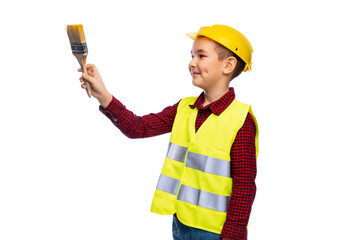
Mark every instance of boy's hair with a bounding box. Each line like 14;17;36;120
213;41;246;81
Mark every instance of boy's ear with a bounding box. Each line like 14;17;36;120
223;56;237;75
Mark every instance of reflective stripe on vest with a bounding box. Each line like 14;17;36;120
177;185;230;213
157;142;232;212
156;175;230;213
157;174;230;212
166;143;231;177
156;174;180;195
186;152;231;178
166;142;187;163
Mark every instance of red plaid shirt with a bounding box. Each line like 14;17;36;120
100;87;257;240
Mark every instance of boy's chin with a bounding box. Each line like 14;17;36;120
192;78;204;89
192;84;206;93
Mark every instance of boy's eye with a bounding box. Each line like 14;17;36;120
190;53;205;59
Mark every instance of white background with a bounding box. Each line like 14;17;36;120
1;0;343;239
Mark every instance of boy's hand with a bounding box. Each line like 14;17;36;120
78;64;112;108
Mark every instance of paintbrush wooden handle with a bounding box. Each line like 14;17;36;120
75;54;92;98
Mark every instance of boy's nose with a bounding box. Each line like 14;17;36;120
189;58;197;68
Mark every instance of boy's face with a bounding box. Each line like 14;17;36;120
189;37;228;91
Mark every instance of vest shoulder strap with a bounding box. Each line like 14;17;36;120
178;97;197;111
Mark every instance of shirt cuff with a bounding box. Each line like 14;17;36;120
220;221;247;240
99;96;123;125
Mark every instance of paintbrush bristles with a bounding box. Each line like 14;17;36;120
67;24;88;54
66;24;86;43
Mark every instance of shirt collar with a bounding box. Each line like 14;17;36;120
189;87;236;116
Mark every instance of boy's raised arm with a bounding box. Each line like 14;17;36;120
78;64;179;139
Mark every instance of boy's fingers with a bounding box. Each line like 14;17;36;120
87;68;94;76
82;73;94;83
87;64;99;74
86;64;96;71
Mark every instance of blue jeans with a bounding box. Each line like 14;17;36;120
172;217;221;240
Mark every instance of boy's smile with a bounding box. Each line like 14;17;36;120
189;37;228;92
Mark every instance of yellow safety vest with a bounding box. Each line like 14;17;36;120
151;96;259;234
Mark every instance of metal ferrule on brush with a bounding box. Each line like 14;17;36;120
70;42;88;54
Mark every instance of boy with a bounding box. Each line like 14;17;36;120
79;25;258;240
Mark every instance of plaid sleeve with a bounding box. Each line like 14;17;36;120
220;112;257;240
99;96;179;138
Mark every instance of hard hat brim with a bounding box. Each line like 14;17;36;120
186;32;197;40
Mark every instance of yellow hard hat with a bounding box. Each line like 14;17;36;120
186;25;253;72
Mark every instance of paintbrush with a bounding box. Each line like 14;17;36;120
66;24;92;98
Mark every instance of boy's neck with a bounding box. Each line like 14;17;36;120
202;86;230;107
